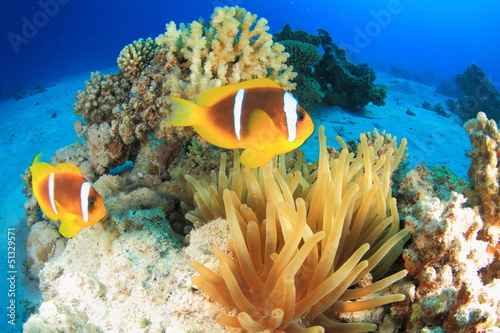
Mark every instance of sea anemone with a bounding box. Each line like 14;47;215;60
187;126;409;332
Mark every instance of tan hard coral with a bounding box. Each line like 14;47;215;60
464;111;500;226
187;126;410;332
153;6;296;101
117;37;157;78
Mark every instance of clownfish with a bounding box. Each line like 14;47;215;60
29;153;106;238
166;78;314;168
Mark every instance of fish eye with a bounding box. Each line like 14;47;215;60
88;196;96;210
297;110;305;121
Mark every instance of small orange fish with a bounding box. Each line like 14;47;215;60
29;153;106;238
167;78;314;168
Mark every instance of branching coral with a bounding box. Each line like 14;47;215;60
279;40;322;74
276;39;324;108
292;74;325;109
187;126;409;332
154;6;296;100
274;26;323;108
117;38;157;78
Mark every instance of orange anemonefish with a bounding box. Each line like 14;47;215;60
166;78;314;168
29;153;106;238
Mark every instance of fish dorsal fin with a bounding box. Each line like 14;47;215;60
53;162;83;176
197;78;282;107
58;221;82;238
248;109;280;140
30;160;82;183
32;152;43;165
30;161;53;182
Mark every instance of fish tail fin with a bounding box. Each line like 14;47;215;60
167;97;205;126
32;152;43;165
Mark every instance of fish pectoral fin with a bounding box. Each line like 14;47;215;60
55;201;80;223
167;97;205;126
240;149;275;168
248;109;280;141
58;222;82;238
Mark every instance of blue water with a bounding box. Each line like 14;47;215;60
1;0;499;331
1;0;500;95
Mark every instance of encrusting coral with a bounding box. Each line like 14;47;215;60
383;112;500;332
187;126;409;332
26;221;66;280
73;6;296;176
400;192;500;332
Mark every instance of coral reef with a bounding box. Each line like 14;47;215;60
389;121;500;332
24;125;411;332
463;112;500;291
23;5;500;333
400;192;500;332
274;25;387;110
292;74;325;109
421;101;449;118
117;37;157;78
455;64;500;121
274;24;321;47
316;29;387;110
26;221;66;280
23;219;231;332
73;6;296;176
464;112;500;227
273;27;324;109
187;126;409;331
278;40;322;74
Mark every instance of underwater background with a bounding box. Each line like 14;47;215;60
1;0;500;332
1;0;500;94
